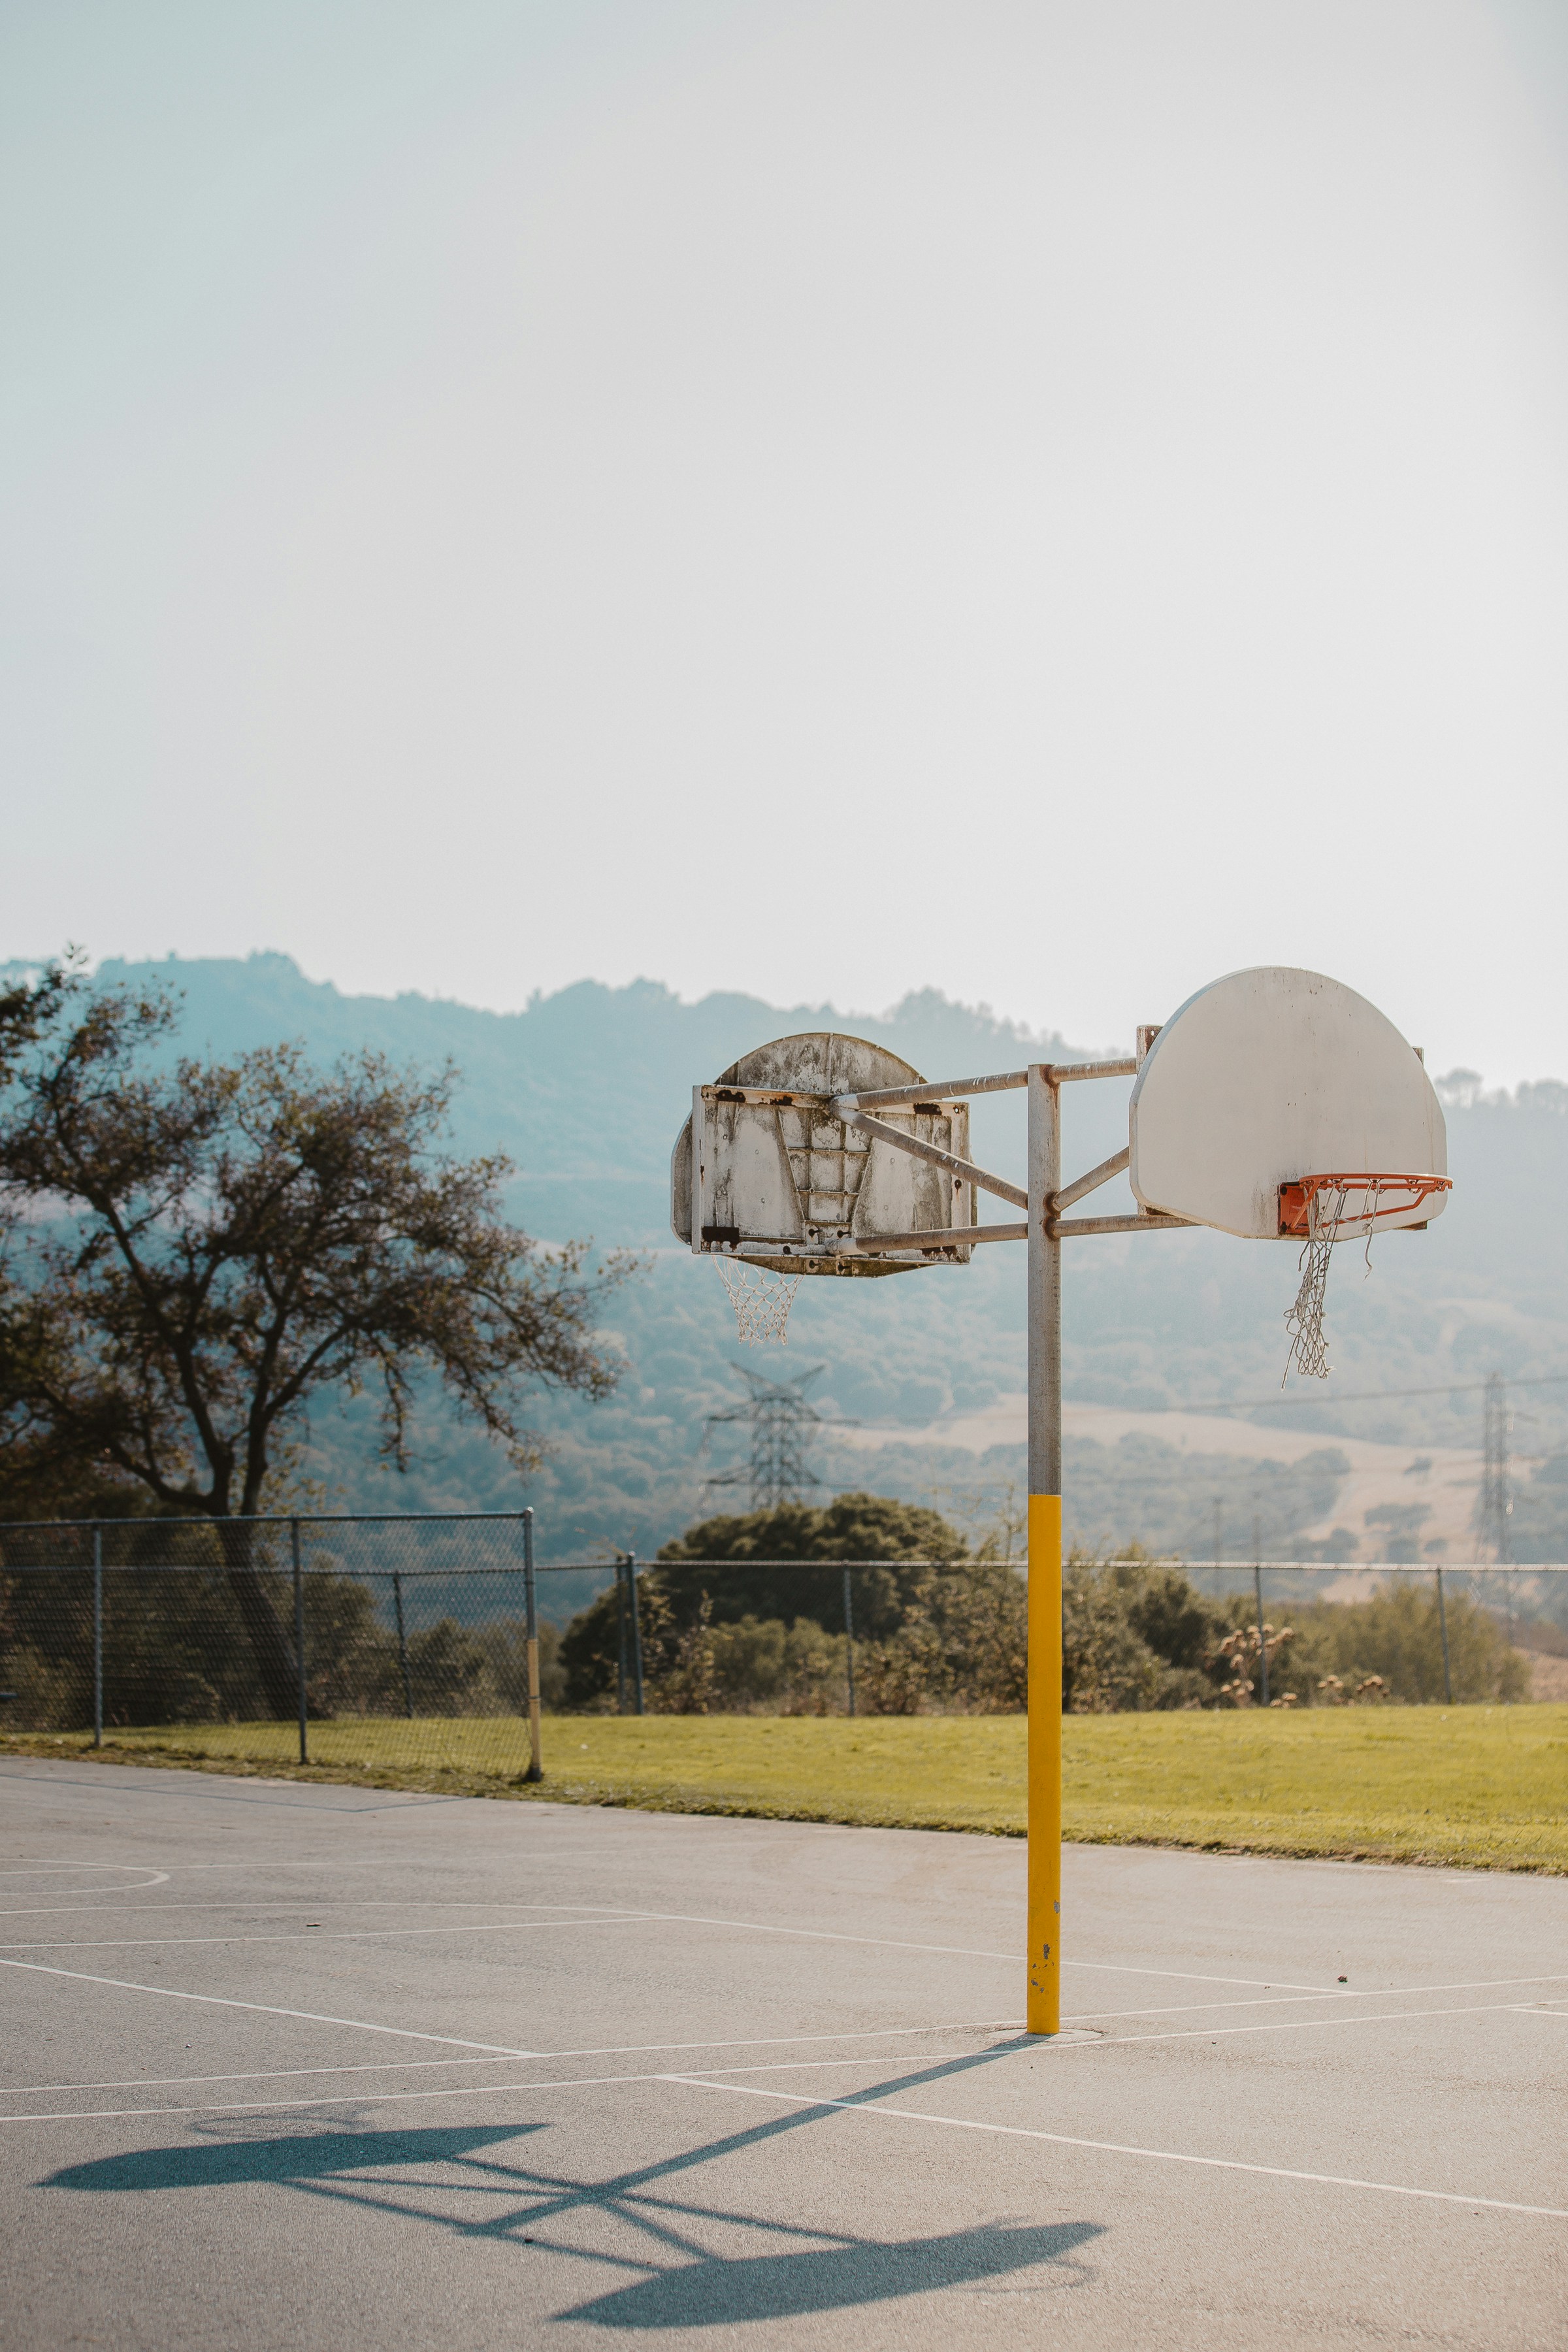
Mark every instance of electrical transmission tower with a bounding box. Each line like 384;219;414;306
1478;1371;1512;1563
704;1364;829;1510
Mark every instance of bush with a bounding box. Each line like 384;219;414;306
557;1510;1534;1717
1281;1586;1526;1706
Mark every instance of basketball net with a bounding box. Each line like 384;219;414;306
1282;1179;1381;1382
715;1257;801;1345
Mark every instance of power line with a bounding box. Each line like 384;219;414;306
704;1363;832;1510
1180;1371;1568;1415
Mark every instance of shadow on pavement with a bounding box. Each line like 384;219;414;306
38;2039;1103;2322
41;2123;540;2193
561;2220;1102;2328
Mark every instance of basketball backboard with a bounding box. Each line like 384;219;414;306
1128;967;1448;1241
670;1032;977;1276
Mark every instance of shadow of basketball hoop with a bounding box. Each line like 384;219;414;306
559;2216;1103;2328
37;2042;1102;2323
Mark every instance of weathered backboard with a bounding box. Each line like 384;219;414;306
1128;967;1448;1241
670;1032;975;1277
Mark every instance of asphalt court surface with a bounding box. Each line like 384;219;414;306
1;1759;1563;2349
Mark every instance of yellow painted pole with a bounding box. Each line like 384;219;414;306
1026;1492;1062;2032
1026;1064;1062;2036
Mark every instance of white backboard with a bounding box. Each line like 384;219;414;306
671;1032;975;1277
1128;967;1448;1240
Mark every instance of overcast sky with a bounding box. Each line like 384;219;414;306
4;1;1565;1080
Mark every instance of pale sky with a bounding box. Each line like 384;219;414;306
4;1;1566;1081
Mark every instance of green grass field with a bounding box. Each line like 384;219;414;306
7;1706;1566;1872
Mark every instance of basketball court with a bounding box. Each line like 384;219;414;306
2;1756;1563;2348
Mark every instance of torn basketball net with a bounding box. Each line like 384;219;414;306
715;1256;801;1345
1281;1173;1451;1382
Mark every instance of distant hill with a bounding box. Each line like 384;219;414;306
7;952;1568;1577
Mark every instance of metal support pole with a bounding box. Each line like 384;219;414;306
292;1518;308;1767
1254;1558;1269;1708
1026;1063;1062;2037
627;1554;645;1716
1435;1565;1452;1704
523;1509;543;1780
843;1567;856;1717
617;1560;629;1714
92;1525;103;1750
392;1571;414;1719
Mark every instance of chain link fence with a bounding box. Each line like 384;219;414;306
1;1519;1560;1784
0;1514;572;1780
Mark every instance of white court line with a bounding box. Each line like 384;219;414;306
0;1869;171;1897
1066;1971;1568;2023
0;1956;536;2057
0;2057;859;2128
0;2047;1114;2129
8;1891;1563;2018
481;1904;1346;1991
0;2019;1022;2100
0;1891;625;1910
678;2079;1568;2223
0;1910;1334;1993
1063;1957;1335;1993
7;1914;1564;2031
0;1908;1024;1965
1051;1996;1564;2053
8;1904;1562;2018
0;1918;638;1954
0;1863;171;1878
5;2055;1564;2224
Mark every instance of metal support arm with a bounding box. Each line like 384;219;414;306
832;1053;1139;1112
1049;1057;1138;1083
840;1221;1028;1254
836;1109;1028;1211
1051;1145;1130;1214
1051;1211;1193;1237
832;1070;1027;1111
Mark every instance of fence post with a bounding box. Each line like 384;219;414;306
1435;1565;1453;1704
522;1509;543;1781
292;1518;308;1767
627;1553;645;1716
843;1566;856;1718
1254;1554;1269;1708
392;1572;414;1719
617;1560;629;1714
92;1524;103;1750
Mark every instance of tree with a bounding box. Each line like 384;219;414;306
0;963;636;1714
560;1494;971;1708
655;1493;966;1637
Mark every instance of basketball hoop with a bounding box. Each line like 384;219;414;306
715;1255;801;1345
1280;1172;1452;1382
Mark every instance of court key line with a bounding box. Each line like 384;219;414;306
1;1893;1561;2022
574;1908;1344;1992
3;2050;1563;2225
0;1955;536;2057
0;1897;629;1918
1055;1995;1568;2053
10;1987;1561;2104
0;1901;1348;1995
0;2019;1025;2100
0;2049;1056;2129
676;2079;1568;2223
0;1917;649;1955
